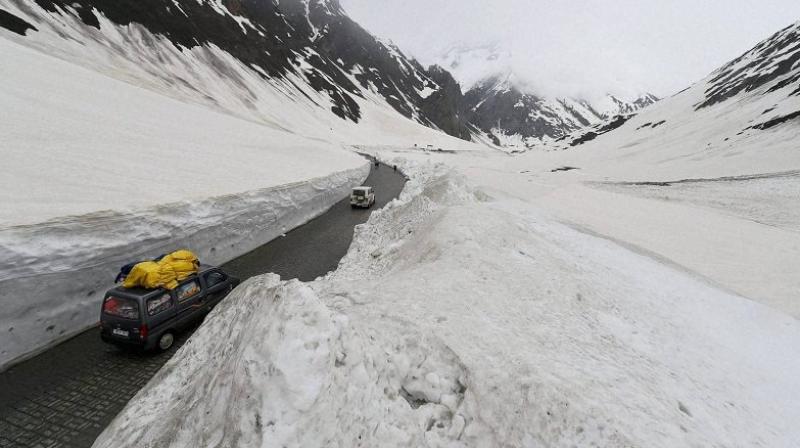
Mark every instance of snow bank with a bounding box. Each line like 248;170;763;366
0;163;368;370
0;36;365;226
95;160;800;447
93;274;485;447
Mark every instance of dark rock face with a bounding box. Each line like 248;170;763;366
463;77;584;144
420;66;473;140
0;8;37;35
749;110;800;130
569;114;633;146
11;0;471;138
697;22;800;109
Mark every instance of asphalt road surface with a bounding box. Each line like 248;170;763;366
0;162;406;448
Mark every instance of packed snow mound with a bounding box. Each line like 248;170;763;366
93;276;491;447
97;160;800;447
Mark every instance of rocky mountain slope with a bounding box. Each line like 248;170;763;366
0;0;472;140
463;74;657;148
549;21;800;154
435;43;658;149
0;0;662;150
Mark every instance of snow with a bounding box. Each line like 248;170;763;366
0;2;481;153
3;3;800;445
0;37;362;226
93;24;800;443
0;3;484;368
95;160;800;447
417;84;438;99
0;33;373;369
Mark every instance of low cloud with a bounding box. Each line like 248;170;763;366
341;0;800;98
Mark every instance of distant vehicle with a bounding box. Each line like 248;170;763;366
350;186;376;208
100;265;240;352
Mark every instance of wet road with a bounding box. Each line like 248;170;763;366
0;162;406;448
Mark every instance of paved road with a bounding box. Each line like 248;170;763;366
0;162;406;448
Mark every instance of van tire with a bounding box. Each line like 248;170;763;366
157;331;175;352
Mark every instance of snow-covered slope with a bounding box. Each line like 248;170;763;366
0;0;480;144
542;21;800;175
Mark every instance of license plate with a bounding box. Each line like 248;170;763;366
112;328;129;337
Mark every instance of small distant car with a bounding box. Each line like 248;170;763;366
350;186;376;208
100;265;240;352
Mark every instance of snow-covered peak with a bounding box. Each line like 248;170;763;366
588;93;659;119
464;73;658;149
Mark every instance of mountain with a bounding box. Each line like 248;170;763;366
542;20;800;180
0;0;473;141
437;42;512;89
463;74;658;149
0;1;661;150
432;43;658;149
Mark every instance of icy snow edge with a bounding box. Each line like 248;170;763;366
0;163;369;371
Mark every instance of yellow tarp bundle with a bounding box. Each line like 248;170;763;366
159;250;200;281
122;261;179;290
122;250;199;290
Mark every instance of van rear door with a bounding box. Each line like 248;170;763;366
101;294;141;342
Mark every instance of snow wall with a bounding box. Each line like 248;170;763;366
0;163;370;371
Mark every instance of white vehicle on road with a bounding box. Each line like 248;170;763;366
350;186;376;208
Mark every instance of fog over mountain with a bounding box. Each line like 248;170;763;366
340;0;800;98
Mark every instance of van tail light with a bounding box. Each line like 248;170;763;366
139;324;149;340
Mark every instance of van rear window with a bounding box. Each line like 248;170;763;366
103;296;139;320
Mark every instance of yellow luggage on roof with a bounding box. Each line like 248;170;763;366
122;261;179;290
159;250;200;281
121;250;199;290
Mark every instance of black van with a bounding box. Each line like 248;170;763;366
100;265;240;351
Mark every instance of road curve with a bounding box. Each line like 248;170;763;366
0;161;406;448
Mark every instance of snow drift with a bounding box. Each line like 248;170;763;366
95;160;800;447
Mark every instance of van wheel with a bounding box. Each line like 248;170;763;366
157;332;175;351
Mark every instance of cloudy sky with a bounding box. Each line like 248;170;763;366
339;0;800;99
